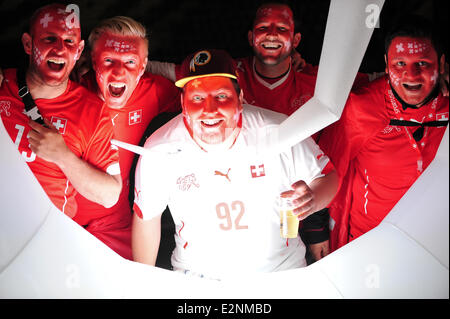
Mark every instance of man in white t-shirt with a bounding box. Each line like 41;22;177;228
132;49;338;280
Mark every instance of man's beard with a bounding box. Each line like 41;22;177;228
254;48;291;66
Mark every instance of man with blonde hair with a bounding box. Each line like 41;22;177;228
74;16;180;260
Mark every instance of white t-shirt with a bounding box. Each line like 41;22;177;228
134;104;330;280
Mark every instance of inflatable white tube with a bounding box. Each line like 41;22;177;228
315;128;449;298
278;0;384;150
1;120;447;299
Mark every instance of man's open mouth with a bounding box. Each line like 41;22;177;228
108;83;126;97
403;83;423;91
201;119;223;128
261;42;282;50
47;58;65;72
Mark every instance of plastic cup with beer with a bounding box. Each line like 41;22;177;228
279;191;299;238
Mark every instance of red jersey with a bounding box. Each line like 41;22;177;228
234;56;316;116
74;71;180;226
319;76;449;250
0;68;120;219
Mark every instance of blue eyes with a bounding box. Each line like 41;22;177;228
191;94;228;102
396;61;429;67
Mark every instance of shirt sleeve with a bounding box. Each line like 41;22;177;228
284;136;331;186
318;87;382;178
133;148;171;220
82;104;120;176
156;76;181;114
148;61;177;82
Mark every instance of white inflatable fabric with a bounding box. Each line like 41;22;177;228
313;127;449;299
1;0;448;298
277;0;385;151
0;113;448;299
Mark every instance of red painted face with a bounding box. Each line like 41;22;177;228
250;4;297;65
182;76;242;147
27;5;83;85
92;32;148;108
387;36;439;106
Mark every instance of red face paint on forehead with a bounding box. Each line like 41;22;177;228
251;4;296;65
31;5;81;40
92;32;147;108
387;36;439;106
94;33;142;55
254;5;294;27
388;37;435;58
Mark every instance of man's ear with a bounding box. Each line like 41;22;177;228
384;54;388;73
439;54;446;74
180;91;186;114
141;57;148;76
237;89;244;112
76;39;85;61
21;33;33;55
293;32;301;49
247;30;254;47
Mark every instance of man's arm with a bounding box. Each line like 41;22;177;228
288;170;339;221
28;119;121;208
132;212;162;265
300;208;330;261
146;60;177;82
282;170;338;262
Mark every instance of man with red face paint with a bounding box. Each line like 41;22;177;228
238;2;316;114
132;49;338;280
0;4;121;219
73;16;180;260
319;16;449;251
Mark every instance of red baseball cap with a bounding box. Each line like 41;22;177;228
175;49;238;88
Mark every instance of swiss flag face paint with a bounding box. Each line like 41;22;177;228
250;4;297;65
28;5;82;85
92;32;147;108
182;76;242;146
387;36;439;106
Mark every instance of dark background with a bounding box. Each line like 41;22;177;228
0;0;448;73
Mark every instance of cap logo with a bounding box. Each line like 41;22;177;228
189;50;211;72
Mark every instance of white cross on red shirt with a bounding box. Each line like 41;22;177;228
129;110;142;125
51;117;67;134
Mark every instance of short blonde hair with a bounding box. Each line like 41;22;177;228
88;16;148;51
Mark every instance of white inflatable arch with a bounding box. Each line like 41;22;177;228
1;0;448;298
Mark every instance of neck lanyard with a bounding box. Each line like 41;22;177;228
386;83;441;174
17;68;45;125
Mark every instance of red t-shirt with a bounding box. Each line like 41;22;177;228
74;71;180;225
319;76;449;249
234;57;317;116
0;68;120;219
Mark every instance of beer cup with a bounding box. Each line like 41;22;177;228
279;193;299;238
